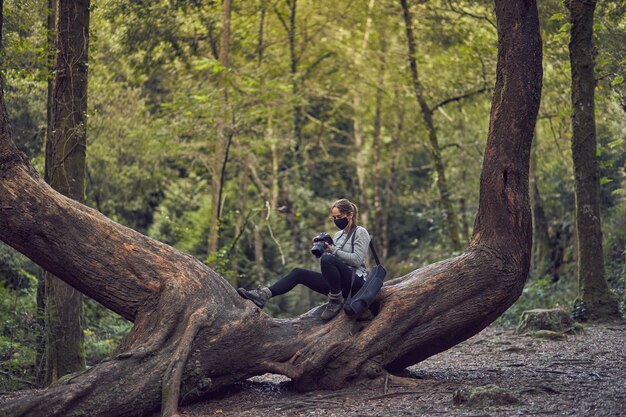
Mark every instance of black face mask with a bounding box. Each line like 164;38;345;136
334;217;349;230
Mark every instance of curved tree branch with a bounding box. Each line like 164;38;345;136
430;86;488;113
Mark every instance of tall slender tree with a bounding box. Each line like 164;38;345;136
372;32;387;244
44;0;90;383
400;0;464;252
529;131;552;279
34;0;59;386
351;0;377;229
565;0;620;321
207;0;234;264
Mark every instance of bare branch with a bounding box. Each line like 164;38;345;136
300;51;335;81
446;0;497;29
303;111;353;141
430;86;488;112
273;2;289;33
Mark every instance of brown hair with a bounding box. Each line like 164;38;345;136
331;198;358;226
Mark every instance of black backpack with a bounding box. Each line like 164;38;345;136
343;236;386;316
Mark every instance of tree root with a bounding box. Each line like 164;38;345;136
161;307;211;417
356;371;424;395
259;360;305;380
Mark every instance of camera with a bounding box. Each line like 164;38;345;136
311;232;334;258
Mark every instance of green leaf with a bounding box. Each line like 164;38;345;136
549;13;566;22
600;177;612;185
610;76;624;86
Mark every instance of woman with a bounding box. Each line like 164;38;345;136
237;198;371;321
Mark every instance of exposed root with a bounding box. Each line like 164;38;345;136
259;360;304;380
382;372;423;389
161;307;211;417
114;330;173;361
115;301;188;360
355;371;424;395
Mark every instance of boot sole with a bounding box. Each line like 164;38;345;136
237;288;265;309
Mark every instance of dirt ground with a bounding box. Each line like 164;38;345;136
177;321;626;417
1;322;624;416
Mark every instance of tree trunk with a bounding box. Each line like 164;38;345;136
565;0;620;321
400;0;464;252
529;133;552;279
275;0;304;181
44;0;89;384
372;35;386;243
33;0;57;387
382;88;406;260
352;101;370;228
257;0;266;65
271;0;306;264
254;224;265;282
208;0;233;261
0;0;542;416
34;271;46;386
351;0;377;230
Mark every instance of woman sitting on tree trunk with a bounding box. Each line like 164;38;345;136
237;198;371;321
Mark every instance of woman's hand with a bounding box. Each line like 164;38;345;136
324;242;334;253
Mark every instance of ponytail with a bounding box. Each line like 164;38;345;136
351;203;359;226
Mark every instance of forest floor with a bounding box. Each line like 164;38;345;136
176;321;626;417
1;322;624;416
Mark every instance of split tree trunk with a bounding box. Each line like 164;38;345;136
44;0;90;383
565;0;620;321
0;0;542;416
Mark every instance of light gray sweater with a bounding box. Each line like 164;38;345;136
330;225;371;278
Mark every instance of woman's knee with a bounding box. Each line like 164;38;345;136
291;267;306;274
320;253;338;268
286;267;309;282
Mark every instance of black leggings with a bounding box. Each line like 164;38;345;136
269;254;364;299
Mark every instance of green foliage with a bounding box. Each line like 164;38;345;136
148;173;211;257
497;276;578;327
0;253;38;391
83;300;132;365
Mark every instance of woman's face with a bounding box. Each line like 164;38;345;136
330;207;352;221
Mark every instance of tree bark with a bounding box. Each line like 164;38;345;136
273;0;306;265
44;0;89;384
208;0;233;262
31;0;58;387
351;0;377;230
529;133;552;279
0;0;542;416
400;0;464;252
382;89;405;260
288;0;302;179
257;0;266;65
372;35;386;243
565;0;620;320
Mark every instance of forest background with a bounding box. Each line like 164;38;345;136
0;0;624;392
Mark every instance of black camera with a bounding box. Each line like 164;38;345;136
311;232;334;258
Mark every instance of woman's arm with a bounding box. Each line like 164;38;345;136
331;227;370;268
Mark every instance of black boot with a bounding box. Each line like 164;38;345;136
237;287;272;308
321;291;343;321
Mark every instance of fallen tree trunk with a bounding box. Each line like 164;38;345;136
0;0;542;416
